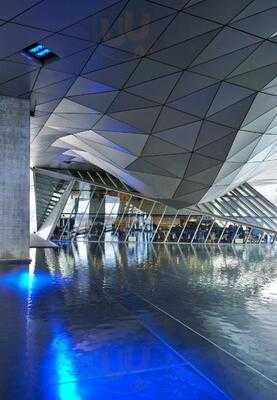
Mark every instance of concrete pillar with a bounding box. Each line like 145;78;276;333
0;96;30;262
89;189;105;219
89;189;105;234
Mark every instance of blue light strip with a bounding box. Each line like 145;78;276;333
29;44;45;54
27;43;51;59
36;48;51;58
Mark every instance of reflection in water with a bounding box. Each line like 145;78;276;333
1;243;277;399
51;324;81;400
71;242;277;383
35;243;277;382
0;267;52;295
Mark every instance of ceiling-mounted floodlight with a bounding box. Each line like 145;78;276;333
22;43;59;65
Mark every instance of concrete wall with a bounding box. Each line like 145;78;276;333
0;96;30;261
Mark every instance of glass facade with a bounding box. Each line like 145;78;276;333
52;182;277;245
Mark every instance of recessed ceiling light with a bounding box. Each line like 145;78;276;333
22;43;59;65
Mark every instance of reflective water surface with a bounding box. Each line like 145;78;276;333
1;243;277;399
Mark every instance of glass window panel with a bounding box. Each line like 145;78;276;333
247;227;264;244
113;194;133;242
206;219;225;243
260;231;274;244
126;197;145;242
192;216;213;243
179;215;201;243
54;187;79;239
136;200;155;242
220;222;239;243
267;233;276;244
153;211;175;242
150;203;166;242
166;213;184;243
101;191;120;242
233;225;248;244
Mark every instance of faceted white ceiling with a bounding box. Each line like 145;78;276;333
1;0;277;207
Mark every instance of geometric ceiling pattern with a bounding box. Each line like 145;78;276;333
2;1;277;208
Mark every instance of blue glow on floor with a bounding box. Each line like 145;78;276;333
1;244;276;399
0;268;53;295
37;312;229;399
51;325;81;400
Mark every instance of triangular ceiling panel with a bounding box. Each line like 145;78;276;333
154;0;187;9
152;12;220;51
142;136;187;155
185;0;253;24
249;135;277;160
227;131;261;158
187;164;224;185
93;115;140;133
82;44;138;74
154;107;200;132
154;121;202;151
53;98;100;114
207;94;256;128
110;107;162;132
184;153;221;177
41;33;92;58
68;91;118;113
35;99;63;114
126;58;180;86
191;27;261;66
127;157;175;177
207;82;255;116
232;0;277;21
168;71;217;101
32;78;77;105
174;180;208;199
174;188;208;205
126;72;181;103
107;0;175;38
189;43;260;80
84;140;137;167
144;153;191;177
196;132;237;161
229;42;277;77
227;139;260;162
61;1;128;42
97;132;148;155
46;113;101;131
0;60;37;85
194;121;235;149
83;60;139;89
48;48;95;74
12;1;277;208
34;69;75;91
130;171;181;198
104;16;174;56
108;92;158;113
66;77;114;96
242;93;277;128
214;162;243;182
227;63;277;91
76;130;114;146
0;69;39;97
169;84;220;118
148;28;220;69
231;7;277;39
